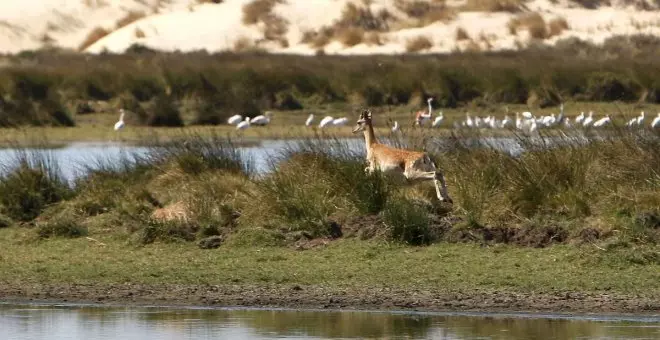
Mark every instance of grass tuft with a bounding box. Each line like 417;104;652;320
0;149;73;222
36;215;87;239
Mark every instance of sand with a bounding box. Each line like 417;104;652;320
1;0;659;55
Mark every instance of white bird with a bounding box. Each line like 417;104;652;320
114;109;125;131
227;114;243;125
305;114;314;127
522;111;533;120
501;115;512;128
515;112;522;130
575;111;585;125
391;120;400;132
592;115;611;128
582;111;594;127
464;113;474;128
319;116;335;128
431;111;444;128
250;111;273;126
636;111;645;126
236;117;251;130
332;117;349;126
556;103;565;125
651;113;660;128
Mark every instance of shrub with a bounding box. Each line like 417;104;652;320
36;216;88;239
464;0;525;12
382;195;432;245
395;0;455;25
508;13;547;39
405;36;433;52
0;151;73;222
78;27;110;51
455;27;470;41
145;95;184;127
337;27;365;47
547;17;569;38
116;11;146;29
0;214;13;228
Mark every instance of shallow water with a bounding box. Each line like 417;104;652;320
1;303;658;340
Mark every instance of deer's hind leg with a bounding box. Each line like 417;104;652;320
403;169;451;203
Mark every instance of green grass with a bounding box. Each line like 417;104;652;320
0;227;657;295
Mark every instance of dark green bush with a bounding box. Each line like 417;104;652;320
37;216;87;239
382;196;432;246
0;214;13;228
0;152;73;221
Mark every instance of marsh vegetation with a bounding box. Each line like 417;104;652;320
2;35;660;129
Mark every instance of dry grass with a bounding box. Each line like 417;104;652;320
115;11;146;30
364;32;385;46
300;28;334;48
395;0;455;26
547;17;570;37
508;12;548;39
405;35;433;52
134;27;146;39
242;0;288;43
463;0;526;12
78;26;110;51
336;2;392;31
233;36;256;52
242;0;283;25
337;27;365;47
455;27;470;41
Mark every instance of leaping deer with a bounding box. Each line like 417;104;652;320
352;109;453;204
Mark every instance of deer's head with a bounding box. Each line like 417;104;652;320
352;109;372;133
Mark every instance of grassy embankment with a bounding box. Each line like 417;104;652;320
2;35;660;146
0;126;658;309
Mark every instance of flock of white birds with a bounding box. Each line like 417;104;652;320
113;103;660;132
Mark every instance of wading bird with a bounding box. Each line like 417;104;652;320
319;116;335;128
114;109;125;131
227;114;243;125
414;98;434;127
305;114;314;127
236;117;251;130
651;113;660;128
250;111;272;126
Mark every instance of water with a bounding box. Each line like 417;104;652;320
0;134;570;183
1;303;658;340
0;139;369;182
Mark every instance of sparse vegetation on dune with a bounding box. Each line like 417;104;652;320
3;35;660;129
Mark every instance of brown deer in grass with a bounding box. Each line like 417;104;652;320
352;109;453;204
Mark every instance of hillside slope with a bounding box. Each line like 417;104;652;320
1;0;659;55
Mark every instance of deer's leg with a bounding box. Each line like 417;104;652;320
434;169;452;204
404;169;453;203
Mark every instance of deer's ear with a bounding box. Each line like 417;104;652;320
366;109;372;119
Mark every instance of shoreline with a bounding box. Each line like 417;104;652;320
1;282;658;315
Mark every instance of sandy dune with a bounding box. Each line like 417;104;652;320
0;0;659;55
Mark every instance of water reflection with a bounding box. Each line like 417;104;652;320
1;303;658;340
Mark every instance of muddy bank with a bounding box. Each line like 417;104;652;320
1;282;657;314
